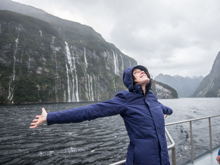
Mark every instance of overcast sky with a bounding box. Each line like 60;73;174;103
12;0;220;78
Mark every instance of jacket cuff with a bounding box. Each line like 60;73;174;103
47;113;54;125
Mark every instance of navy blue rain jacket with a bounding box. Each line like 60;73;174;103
47;65;173;165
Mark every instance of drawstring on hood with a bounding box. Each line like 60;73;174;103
123;65;152;94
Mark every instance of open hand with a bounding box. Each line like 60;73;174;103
30;108;47;129
217;155;220;164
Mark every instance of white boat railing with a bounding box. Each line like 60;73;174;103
166;114;220;164
110;114;220;165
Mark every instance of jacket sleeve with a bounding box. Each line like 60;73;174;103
158;102;173;115
47;92;127;125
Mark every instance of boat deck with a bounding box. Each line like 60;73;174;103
186;147;219;165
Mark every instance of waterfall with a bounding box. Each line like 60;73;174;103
75;73;79;102
112;51;120;76
65;42;79;102
87;75;94;101
13;38;18;81
65;63;71;102
113;79;116;92
7;82;12;101
129;60;131;67
84;47;88;69
39;30;42;37
7;38;19;101
65;42;73;102
71;46;79;102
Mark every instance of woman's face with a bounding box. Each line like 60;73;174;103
133;68;150;86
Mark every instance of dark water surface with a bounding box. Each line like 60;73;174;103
0;98;220;165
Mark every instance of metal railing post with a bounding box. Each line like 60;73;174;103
190;121;194;163
209;117;212;153
172;147;176;165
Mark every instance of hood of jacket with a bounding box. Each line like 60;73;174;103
123;65;151;93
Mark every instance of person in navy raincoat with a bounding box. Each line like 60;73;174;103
30;65;173;165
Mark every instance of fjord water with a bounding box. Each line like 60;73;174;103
0;98;220;165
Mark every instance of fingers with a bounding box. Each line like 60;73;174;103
30;122;38;129
30;125;38;129
30;116;40;129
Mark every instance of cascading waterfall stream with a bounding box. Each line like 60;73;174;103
7;38;19;101
12;38;18;81
39;30;42;37
84;47;88;70
75;72;79;102
71;46;79;102
65;42;80;102
112;51;120;76
65;63;71;102
87;75;94;101
65;42;74;102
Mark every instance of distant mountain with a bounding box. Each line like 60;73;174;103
193;52;220;97
154;74;203;97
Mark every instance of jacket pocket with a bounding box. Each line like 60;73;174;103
133;139;159;165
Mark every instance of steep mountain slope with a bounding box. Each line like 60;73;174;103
193;52;220;97
0;10;136;104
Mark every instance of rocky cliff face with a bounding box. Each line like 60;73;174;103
151;81;178;99
193;52;220;97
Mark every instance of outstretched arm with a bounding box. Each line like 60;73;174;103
46;92;127;125
30;108;48;129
